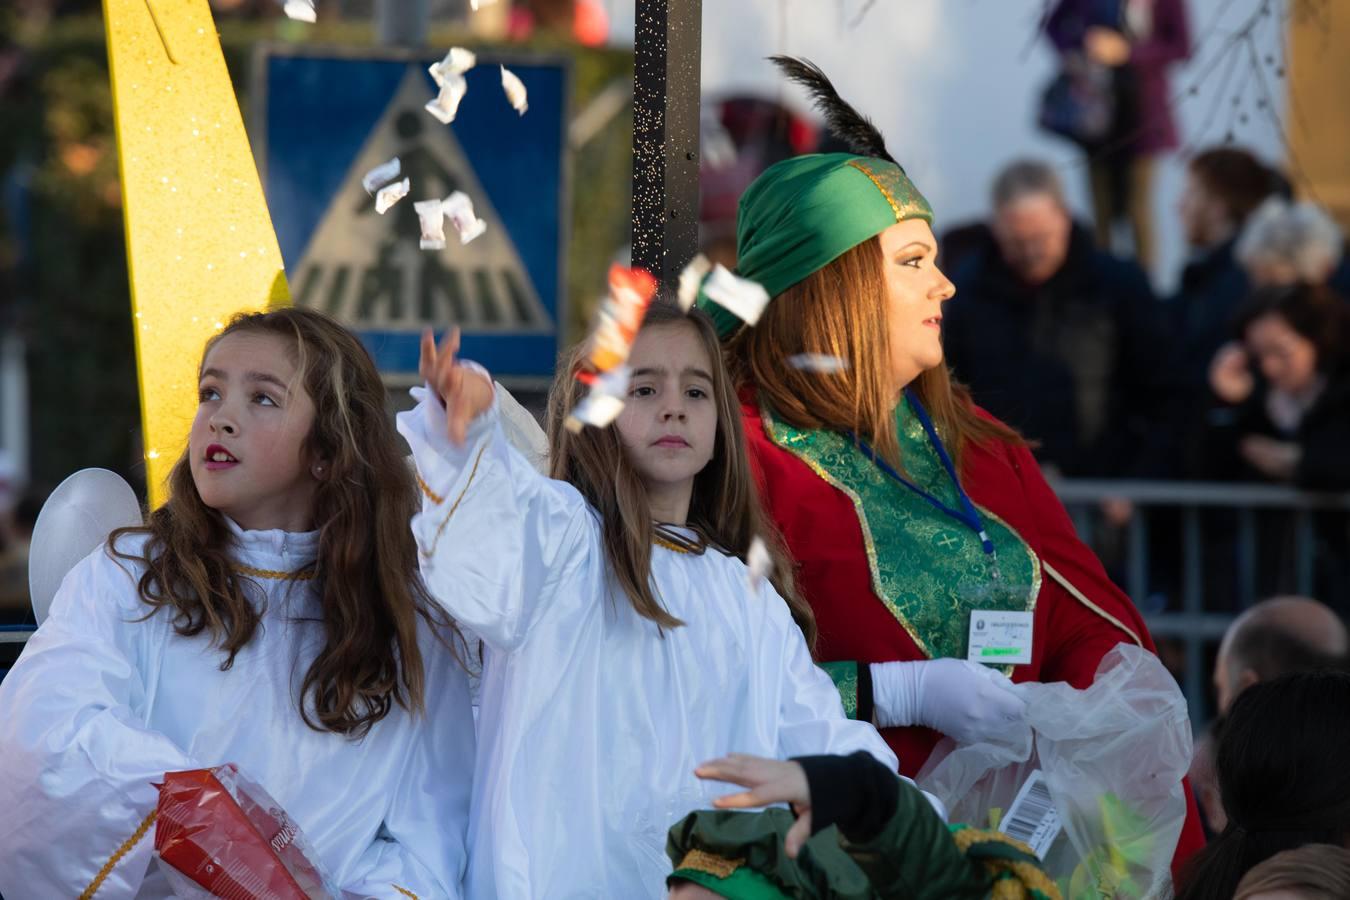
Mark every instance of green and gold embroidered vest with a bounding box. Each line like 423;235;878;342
763;397;1042;662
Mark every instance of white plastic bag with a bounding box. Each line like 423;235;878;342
917;644;1191;899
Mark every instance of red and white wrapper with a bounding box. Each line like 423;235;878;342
155;764;340;900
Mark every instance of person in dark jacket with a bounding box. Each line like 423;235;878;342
944;160;1178;478
1046;0;1192;269
1205;283;1350;490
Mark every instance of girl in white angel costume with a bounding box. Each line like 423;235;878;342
0;308;475;898
404;303;901;899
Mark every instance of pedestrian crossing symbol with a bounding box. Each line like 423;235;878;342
259;51;568;380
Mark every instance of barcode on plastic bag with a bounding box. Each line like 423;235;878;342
999;770;1062;859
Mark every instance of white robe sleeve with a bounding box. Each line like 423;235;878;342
0;547;200;897
396;386;591;654
759;582;900;773
339;632;475;899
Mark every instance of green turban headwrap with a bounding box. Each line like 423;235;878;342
697;152;934;339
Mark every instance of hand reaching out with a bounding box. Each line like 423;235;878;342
695;754;814;858
419;327;495;446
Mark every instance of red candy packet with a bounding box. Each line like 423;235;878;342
154;764;340;900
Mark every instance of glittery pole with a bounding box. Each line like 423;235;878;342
103;0;289;506
630;0;702;291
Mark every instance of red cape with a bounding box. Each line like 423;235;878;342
741;398;1205;876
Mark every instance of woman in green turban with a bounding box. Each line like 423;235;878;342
699;57;1204;877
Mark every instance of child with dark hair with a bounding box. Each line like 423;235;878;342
1175;670;1350;900
0;307;475;897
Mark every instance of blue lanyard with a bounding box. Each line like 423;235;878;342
849;389;997;562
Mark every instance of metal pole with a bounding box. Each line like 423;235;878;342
631;0;702;291
376;0;429;47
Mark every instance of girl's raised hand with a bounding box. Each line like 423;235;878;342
694;754;813;858
419;327;495;446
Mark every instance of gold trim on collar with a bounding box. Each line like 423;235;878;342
233;563;316;582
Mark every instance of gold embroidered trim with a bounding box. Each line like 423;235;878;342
391;885;420;900
422;443;489;559
677;848;745;879
759;405;1040;672
81;809;157;899
417;471;445;505
1041;560;1144;648
847;159;903;222
654;535;694;554
232;563;316;582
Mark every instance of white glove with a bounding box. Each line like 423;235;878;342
870;658;1027;744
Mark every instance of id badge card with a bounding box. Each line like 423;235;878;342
968;610;1033;665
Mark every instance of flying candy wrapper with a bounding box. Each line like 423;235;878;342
565;265;659;432
703;264;771;327
500;66;529;116
375;177;411;215
415;198;448;250
565;364;631;433
787;353;850;373
677;254;711;313
425;73;468;125
445;191;487;245
429;47;477;87
282;0;316;22
470;0;498;8
361;157;401;194
746;536;773;593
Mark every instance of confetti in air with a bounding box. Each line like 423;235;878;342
425;74;468;124
565;265;659;432
444;191;487;245
746;536;772;593
702;264;770;326
374;178;411;215
676;254;711;313
414;198;448;250
361;157;402;195
282;0;316;22
429;48;478;86
500;66;529;116
786;353;850;373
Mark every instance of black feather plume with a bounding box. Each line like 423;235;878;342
769;55;895;164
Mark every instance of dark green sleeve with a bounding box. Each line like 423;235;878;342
836;779;989;900
818;661;874;722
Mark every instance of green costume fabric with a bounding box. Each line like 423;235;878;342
762;396;1041;665
819;661;861;720
695;153;933;338
666;778;1060;899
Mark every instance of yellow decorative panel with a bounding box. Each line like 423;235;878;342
104;0;289;506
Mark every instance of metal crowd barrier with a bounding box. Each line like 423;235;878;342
1049;479;1350;727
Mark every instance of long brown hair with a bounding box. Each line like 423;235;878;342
724;236;1020;471
111;307;462;737
546;303;817;649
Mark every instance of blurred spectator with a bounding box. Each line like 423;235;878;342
0;489;39;619
1044;0;1192;270
1235;845;1350;900
1173;148;1284;395
1204;284;1350;489
944;159;1178;478
1213;595;1347;715
1236;198;1347;290
1175;671;1350;900
1190;596;1347;835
